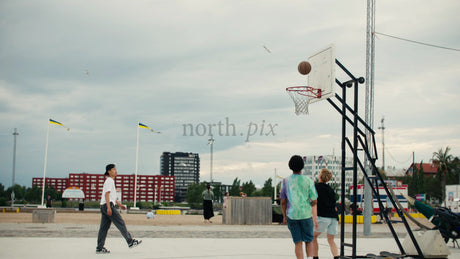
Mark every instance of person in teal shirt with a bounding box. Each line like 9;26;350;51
281;155;318;259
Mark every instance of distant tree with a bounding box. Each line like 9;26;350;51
0;183;5;198
416;162;426;195
446;157;460;185
242;180;256;197
229;178;241;196
261;178;274;200
432;147;454;206
408;162;425;197
45;185;62;200
186;182;206;204
425;176;442;204
252;190;263;197
212;183;222;202
6;184;26;202
0;183;6;206
25;185;42;203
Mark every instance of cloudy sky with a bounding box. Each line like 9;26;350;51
1;1;459;188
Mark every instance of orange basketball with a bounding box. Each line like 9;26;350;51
298;61;311;75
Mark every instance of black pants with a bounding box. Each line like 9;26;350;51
97;203;132;249
203;200;214;220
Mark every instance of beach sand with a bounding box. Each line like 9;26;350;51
0;211;222;226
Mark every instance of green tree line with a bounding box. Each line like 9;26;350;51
0;184;61;206
186;177;275;209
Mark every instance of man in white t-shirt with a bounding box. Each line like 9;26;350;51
96;164;142;254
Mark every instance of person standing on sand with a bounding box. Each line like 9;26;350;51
202;183;214;223
45;195;53;208
96;164;142;254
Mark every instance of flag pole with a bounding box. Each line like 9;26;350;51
133;123;140;209
41;121;50;207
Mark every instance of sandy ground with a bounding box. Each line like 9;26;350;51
0;210;434;228
0;211;222;226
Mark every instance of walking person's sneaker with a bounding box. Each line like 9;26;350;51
96;247;110;254
129;239;142;248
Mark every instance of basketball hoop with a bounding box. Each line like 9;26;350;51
286;86;322;115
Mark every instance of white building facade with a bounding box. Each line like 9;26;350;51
302;155;362;195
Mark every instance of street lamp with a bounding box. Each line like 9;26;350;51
11;128;19;207
208;135;215;183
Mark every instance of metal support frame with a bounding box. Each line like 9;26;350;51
327;59;424;258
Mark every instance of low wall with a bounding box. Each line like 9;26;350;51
223;197;272;225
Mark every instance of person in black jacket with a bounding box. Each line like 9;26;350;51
312;168;339;259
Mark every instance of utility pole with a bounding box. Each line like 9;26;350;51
363;0;376;237
11;128;19;207
378;116;385;171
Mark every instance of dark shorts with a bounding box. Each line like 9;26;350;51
287;217;314;244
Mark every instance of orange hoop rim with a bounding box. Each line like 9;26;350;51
285;86;322;99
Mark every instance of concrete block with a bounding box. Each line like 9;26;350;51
402;230;450;258
32;209;55;223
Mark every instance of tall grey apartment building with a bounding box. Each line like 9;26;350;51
160;152;200;202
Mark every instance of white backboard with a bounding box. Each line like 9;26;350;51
307;44;336;103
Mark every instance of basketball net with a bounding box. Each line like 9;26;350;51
286;86;321;115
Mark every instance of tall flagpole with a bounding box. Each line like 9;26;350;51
41;122;50;207
134;123;140;209
134;122;160;208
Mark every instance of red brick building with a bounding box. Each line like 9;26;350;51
32;177;68;193
32;173;175;202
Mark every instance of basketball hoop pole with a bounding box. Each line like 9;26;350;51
285;44;424;257
326;59;425;259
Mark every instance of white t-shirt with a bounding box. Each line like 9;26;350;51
100;177;118;205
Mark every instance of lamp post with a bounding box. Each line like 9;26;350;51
208;135;215;183
11;128;19;207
